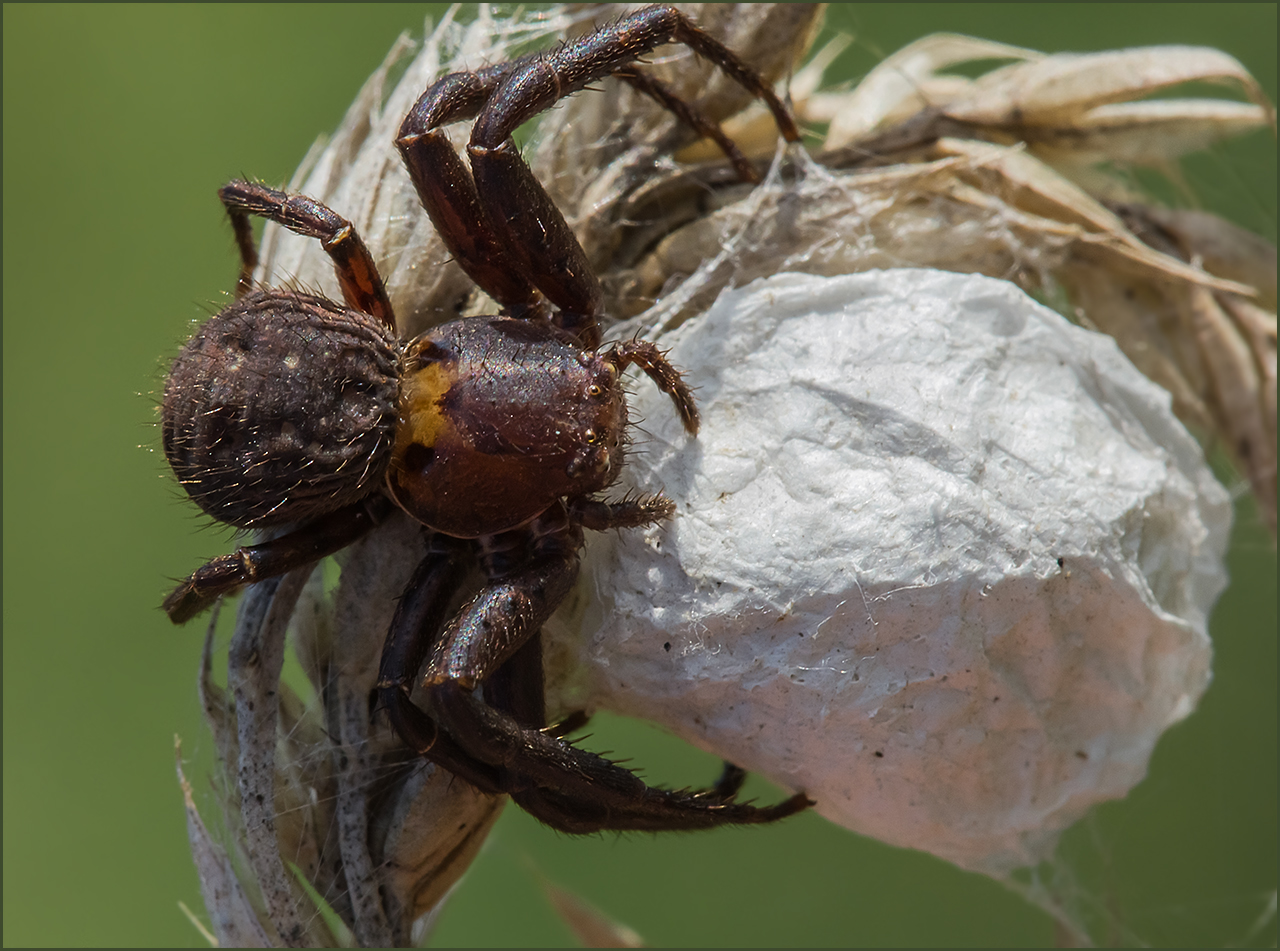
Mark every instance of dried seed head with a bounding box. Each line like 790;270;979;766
180;4;1273;947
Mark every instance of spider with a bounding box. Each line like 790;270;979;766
161;4;810;832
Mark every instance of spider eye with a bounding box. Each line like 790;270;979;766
588;384;603;397
584;428;598;444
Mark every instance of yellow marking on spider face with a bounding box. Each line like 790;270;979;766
393;360;456;459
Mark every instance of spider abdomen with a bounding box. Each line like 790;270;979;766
162;289;401;528
387;316;625;538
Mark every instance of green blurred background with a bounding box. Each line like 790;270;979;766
3;4;1274;946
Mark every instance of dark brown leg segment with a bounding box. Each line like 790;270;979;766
614;68;761;183
463;5;802;342
218;180;397;333
482;629;548;731
375;534;470;756
396;66;547;320
400;5;800;347
376;532;593;798
466;141;605;346
511;782;811;834
163;495;393;624
474;599;797;833
417;517;810;832
374;535;511;795
468;6;799;147
433;680;811;832
425;530;582;690
226;202;260;300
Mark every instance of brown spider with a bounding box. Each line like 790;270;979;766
161;4;809;832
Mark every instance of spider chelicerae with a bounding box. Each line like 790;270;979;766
162;4;810;832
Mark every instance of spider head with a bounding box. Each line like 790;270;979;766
386;317;627;538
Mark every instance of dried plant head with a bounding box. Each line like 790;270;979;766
176;5;1274;947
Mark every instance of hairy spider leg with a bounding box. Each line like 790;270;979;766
219;180;397;333
375;515;578;798
464;3;803;343
505;778;811;834
434;672;811;832
164;495;394;623
467;5;799;154
395;505;808;832
398;4;800;346
373;533;518;795
566;494;676;530
371;516;769;829
395;68;756;328
395;62;551;322
477;592;800;833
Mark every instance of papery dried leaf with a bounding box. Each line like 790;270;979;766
1187;286;1277;530
1054;259;1215;431
1144;207;1278;311
198;608;238;800
1030;100;1272;167
945;45;1274;126
825;33;1042;148
227;570;336;948
541;878;646;948
374;761;504;943
1220;295;1279;422
179;739;274;948
1218;293;1279;529
933;137;1258;294
615;155;1077;330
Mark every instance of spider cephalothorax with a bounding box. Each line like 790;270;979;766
387;317;645;538
162;4;809;833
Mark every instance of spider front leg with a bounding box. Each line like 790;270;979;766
375;530;588;796
466;5;800;151
418;513;809;833
219;180;397;331
462;4;803;343
476;595;786;834
374;533;512;795
395;64;548;321
397;70;757;335
462;139;606;347
398;62;604;344
612;68;762;184
432;678;810;832
400;5;800;347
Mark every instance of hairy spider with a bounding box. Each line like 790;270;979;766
162;4;809;832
